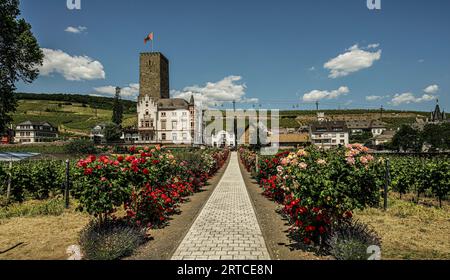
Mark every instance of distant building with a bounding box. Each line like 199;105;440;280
372;130;396;146
210;130;235;148
413;100;448;131
345;120;386;136
269;132;310;149
1;128;14;144
121;127;139;144
429;100;447;123
91;123;106;144
310;121;349;149
15;121;58;143
136;53;202;145
317;112;326;122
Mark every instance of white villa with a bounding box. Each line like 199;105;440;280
210;130;236;148
137;95;201;145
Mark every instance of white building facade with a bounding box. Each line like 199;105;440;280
310;121;349;149
137;95;201;145
15;121;58;143
210;130;235;148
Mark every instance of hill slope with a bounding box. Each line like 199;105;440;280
12;99;137;136
11;93;430;135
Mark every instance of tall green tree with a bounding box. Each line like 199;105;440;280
112;86;123;125
391;125;423;152
104;122;122;143
422;123;450;151
0;0;43;133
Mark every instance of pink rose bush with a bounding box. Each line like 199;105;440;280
240;144;382;247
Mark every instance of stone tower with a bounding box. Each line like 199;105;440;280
139;52;170;100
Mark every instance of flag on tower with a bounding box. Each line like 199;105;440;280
144;32;154;44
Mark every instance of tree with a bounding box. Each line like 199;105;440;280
104;122;122;143
391;125;423;152
350;131;373;144
422;123;450;151
0;0;43;133
112;87;123;125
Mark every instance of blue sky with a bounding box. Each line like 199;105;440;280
16;0;450;111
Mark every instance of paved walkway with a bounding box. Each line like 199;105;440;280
171;152;270;260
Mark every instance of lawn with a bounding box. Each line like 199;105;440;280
355;197;450;260
0;200;89;260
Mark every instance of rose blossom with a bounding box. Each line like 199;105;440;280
298;162;308;170
360;156;369;165
277;166;284;173
317;159;326;165
297;149;307;157
346;157;355;165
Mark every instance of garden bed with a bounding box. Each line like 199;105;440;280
238;145;449;260
239;158;331;260
128;154;230;259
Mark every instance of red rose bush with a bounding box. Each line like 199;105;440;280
73;147;229;227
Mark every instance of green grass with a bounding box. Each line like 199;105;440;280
12;100;136;134
0;199;65;220
0;144;67;153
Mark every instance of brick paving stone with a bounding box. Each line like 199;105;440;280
171;152;270;260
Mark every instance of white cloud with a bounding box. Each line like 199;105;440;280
367;43;380;49
302;86;350;102
324;44;381;78
389;92;436;106
172;75;258;106
424;84;439;94
65;26;87;34
94;83;139;98
366;95;383;101
366;95;390;102
39;48;105;81
309;66;315;71
418;59;425;63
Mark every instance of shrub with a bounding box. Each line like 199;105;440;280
72;155;131;224
125;180;194;227
65;139;98;155
79;220;146;260
72;147;229;227
241;145;382;247
0;160;65;202
326;219;381;260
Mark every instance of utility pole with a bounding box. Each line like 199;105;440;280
380;105;384;119
316;101;319;111
233;100;237;149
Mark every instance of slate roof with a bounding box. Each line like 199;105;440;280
310;121;349;133
157;98;191;110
